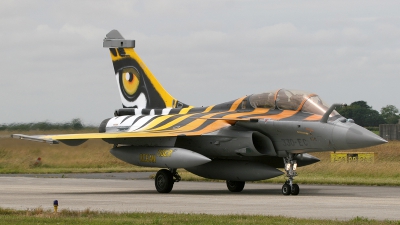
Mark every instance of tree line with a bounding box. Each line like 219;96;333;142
337;101;399;127
0;118;96;131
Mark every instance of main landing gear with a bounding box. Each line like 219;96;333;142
155;168;181;193
282;154;300;196
226;180;245;192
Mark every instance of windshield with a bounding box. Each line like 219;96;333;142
249;89;339;116
249;91;275;109
301;95;339;116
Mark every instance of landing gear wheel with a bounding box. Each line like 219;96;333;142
226;180;245;192
282;183;291;195
155;169;174;193
282;154;299;196
291;184;300;195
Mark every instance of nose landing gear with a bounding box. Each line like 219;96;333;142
282;154;300;195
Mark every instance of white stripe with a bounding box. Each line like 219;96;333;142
128;115;157;131
135;108;142;115
162;108;172;115
119;115;141;127
106;116;129;127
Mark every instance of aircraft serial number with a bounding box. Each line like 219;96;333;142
140;154;156;163
281;139;308;147
157;149;173;157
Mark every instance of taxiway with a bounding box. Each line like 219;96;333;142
0;174;399;221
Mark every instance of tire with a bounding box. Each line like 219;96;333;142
282;183;291;195
155;169;174;193
226;180;245;192
291;184;300;195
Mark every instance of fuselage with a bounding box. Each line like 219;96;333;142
100;90;386;169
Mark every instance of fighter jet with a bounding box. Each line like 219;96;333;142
12;30;387;195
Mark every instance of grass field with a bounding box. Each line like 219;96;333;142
1;129;399;186
0;129;153;173
0;207;399;225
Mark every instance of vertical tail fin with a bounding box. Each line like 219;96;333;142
103;30;188;109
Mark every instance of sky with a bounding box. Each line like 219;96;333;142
0;0;399;125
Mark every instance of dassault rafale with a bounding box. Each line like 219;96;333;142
13;30;387;195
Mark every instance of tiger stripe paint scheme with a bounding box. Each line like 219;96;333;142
12;30;387;195
28;100;324;143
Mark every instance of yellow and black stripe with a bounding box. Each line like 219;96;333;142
38;95;327;143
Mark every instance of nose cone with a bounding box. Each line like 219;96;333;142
346;125;387;149
332;123;387;150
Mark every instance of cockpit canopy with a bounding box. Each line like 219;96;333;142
249;89;339;116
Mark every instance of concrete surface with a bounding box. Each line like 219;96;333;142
0;175;399;221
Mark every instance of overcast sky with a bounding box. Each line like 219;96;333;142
1;0;399;125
